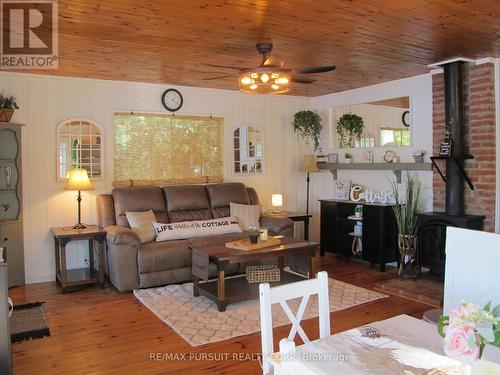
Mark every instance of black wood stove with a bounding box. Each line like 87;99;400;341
417;61;484;276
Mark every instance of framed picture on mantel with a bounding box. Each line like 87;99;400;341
333;180;351;200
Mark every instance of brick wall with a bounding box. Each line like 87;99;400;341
432;63;497;232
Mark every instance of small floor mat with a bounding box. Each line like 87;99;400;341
10;302;50;343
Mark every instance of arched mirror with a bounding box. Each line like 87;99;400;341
233;124;264;174
57;118;103;180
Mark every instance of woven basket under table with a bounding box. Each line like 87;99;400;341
246;265;281;284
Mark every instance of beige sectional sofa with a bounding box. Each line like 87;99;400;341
96;182;294;291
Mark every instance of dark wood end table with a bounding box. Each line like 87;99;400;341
264;212;313;240
192;238;318;312
51;226;106;293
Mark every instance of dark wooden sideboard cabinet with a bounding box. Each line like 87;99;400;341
320;199;398;271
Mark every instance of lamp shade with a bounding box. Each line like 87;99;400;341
65;169;94;191
271;194;283;208
298;154;321;173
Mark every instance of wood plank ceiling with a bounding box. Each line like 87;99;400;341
3;0;500;96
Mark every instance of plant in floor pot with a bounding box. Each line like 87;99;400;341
391;174;422;278
336;113;364;148
292;110;322;152
248;226;261;244
0;94;19;122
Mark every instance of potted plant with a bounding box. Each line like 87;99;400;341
293;110;322;152
438;301;500;365
413;150;426;163
248;226;261;244
344;152;353;163
0;94;19;122
391;174;422;278
336;113;364;148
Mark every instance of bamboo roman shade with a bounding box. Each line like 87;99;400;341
113;113;224;187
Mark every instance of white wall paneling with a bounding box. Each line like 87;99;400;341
1;71;436;283
0;72;309;283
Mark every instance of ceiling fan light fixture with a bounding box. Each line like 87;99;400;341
240;76;252;85
276;77;289;85
239;71;290;94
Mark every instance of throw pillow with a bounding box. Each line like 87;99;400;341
153;217;242;242
230;202;261;230
125;210;156;243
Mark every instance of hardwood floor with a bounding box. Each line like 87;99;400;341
10;253;434;374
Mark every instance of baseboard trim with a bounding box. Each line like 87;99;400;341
25;275;55;284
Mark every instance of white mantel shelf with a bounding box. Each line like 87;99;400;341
317;162;433;183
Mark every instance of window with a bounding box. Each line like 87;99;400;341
233;125;264;174
380;127;411;147
57;118;102;180
354;131;375;148
113;113;223;186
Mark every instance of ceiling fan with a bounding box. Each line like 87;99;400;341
203;42;336;94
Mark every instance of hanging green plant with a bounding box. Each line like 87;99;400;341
336;113;364;148
293;110;322;152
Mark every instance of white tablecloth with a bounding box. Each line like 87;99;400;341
271;314;471;375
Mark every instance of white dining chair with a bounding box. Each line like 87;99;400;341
259;271;331;375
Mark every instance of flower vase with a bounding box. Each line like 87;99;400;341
414;155;424;163
397;234;418;279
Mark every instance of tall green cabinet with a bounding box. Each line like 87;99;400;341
0;122;24;287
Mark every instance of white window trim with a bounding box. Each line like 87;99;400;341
56;117;104;182
231;123;265;176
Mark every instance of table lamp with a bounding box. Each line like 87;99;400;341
65;169;94;229
271;194;283;213
298;154;320;215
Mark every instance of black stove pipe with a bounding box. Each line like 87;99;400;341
443;62;465;216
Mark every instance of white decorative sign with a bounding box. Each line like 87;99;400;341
350;185;395;204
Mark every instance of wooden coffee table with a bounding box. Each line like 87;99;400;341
192;238;318;312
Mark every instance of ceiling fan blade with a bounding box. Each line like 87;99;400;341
202;63;247;71
202;73;239;81
291;76;316;84
293;65;336;74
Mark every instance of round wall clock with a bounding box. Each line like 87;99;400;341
383;150;397;163
161;88;183;112
402;110;410;127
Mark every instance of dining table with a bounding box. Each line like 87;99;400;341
270;314;473;375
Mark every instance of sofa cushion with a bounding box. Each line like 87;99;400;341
125;210;156;243
153;217;242;242
162;185;213;222
230;202;261;230
112;186;168;227
138;239;191;274
206;183;250;218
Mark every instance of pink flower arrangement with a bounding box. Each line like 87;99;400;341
439;301;500;364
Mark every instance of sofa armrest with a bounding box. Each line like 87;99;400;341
104;226;141;291
105;225;141;248
260;215;294;236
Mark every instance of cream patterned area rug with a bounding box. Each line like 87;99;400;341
134;277;388;347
